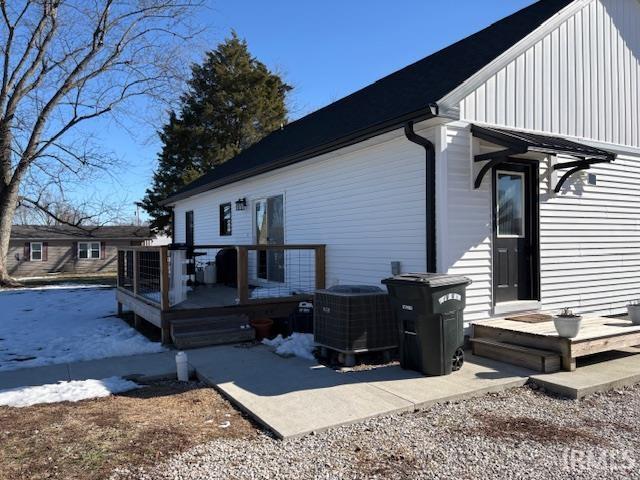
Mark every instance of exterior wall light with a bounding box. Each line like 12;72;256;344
235;197;247;211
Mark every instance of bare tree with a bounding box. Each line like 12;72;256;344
0;0;201;286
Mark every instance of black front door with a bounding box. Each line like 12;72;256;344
493;163;538;304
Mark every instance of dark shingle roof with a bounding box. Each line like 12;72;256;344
10;225;153;240
166;0;573;204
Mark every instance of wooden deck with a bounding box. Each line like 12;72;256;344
116;243;324;347
472;316;640;371
173;285;239;309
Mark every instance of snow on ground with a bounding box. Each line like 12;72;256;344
0;286;166;372
262;333;316;361
0;376;141;407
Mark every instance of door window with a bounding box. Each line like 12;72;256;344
496;172;525;238
254;195;284;282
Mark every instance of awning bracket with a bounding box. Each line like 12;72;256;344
474;157;506;189
552;158;609;193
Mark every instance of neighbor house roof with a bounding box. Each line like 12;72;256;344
164;0;574;205
10;225;152;240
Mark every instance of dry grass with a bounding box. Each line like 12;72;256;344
0;381;258;480
471;412;607;446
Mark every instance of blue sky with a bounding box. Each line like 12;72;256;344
91;0;537;220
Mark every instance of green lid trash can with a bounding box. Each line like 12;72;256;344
382;273;472;376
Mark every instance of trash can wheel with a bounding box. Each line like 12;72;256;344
452;348;464;371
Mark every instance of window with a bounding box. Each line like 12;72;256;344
78;242;101;259
30;242;43;261
496;171;525;238
219;203;232;236
185;211;194;245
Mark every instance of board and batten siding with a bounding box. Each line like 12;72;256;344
441;121;640;320
172;129;429;287
459;0;640;148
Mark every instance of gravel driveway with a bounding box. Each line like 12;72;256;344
111;384;640;479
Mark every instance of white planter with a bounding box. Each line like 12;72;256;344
628;305;640;325
554;315;582;339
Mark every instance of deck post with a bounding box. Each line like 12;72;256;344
133;313;142;329
561;355;576;372
315;245;326;290
160;246;170;311
117;302;123;317
161;322;171;345
237;246;249;304
132;250;139;297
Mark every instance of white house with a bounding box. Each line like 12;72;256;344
163;0;640;325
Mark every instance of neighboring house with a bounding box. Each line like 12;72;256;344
162;0;640;324
8;225;152;277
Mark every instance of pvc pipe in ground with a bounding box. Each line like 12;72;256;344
176;351;189;382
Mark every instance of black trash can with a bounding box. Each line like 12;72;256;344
382;273;471;376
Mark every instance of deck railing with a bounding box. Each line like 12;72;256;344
117;246;170;310
117;244;325;311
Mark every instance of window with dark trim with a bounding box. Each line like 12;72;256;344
219;203;232;236
185;210;194;245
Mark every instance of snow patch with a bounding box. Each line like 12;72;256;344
262;333;316;361
0;286;166;372
0;376;141;408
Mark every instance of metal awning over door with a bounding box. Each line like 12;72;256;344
471;125;617;192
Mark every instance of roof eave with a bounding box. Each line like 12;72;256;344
160;107;439;206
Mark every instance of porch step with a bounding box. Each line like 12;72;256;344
470;337;561;373
170;314;255;349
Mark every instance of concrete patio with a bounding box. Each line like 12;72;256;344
188;345;532;439
4;343;640;440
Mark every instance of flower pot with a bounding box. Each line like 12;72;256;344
251;317;274;340
553;315;582;338
628;305;640;325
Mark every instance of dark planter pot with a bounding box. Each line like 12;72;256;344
251;317;274;340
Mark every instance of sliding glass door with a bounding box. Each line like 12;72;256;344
255;195;284;282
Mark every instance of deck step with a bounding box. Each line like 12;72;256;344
470;337;561;373
171;314;251;334
170;314;255;349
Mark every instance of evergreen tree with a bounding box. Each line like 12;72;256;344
142;32;292;231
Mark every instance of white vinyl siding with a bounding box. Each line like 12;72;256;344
439;123;493;323
441;123;640;320
459;0;640;148
172;129;429;287
539;152;640;315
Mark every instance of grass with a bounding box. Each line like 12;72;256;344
0;380;259;480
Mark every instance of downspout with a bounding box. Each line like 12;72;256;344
404;115;437;273
170;207;176;245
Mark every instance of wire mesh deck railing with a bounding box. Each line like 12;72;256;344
117;244;325;311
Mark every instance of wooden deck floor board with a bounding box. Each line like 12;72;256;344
472;316;640;371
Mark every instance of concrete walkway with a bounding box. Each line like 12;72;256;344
188;345;531;439
0;351;181;390
531;347;640;398
5;344;640;440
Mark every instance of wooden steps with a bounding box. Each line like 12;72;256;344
471;337;561;373
170;314;255;349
